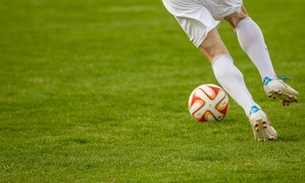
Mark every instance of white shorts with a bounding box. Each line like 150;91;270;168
162;0;243;47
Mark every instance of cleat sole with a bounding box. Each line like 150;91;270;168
264;79;299;106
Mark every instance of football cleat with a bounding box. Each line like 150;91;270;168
263;77;299;106
249;106;277;141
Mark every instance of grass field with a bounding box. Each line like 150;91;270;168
0;0;304;182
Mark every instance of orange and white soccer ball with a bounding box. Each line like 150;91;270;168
188;84;229;122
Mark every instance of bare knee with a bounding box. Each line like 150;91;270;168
224;7;249;28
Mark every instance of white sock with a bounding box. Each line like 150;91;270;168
235;17;277;80
212;55;259;116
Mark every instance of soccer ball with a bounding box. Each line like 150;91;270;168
188;84;229;122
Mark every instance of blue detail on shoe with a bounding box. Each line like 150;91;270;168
250;106;261;114
277;75;291;82
264;75;291;85
263;77;272;86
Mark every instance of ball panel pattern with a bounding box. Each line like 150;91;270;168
188;84;229;122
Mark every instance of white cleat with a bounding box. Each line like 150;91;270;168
263;77;299;106
249;106;277;142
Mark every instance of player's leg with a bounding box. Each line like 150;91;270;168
225;7;277;80
162;0;277;141
199;28;277;141
225;6;299;105
200;27;277;141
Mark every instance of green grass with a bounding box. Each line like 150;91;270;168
1;0;305;182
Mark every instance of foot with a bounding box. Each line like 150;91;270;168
263;77;299;106
249;106;277;141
